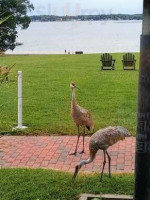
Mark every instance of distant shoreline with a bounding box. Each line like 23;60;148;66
30;14;142;22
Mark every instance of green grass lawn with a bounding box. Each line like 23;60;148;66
0;53;139;135
0;169;134;200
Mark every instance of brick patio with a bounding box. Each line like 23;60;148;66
0;136;135;173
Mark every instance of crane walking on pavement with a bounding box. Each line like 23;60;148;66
72;126;130;181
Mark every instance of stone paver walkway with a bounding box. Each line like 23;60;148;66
0;136;135;173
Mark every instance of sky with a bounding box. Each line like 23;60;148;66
29;0;143;16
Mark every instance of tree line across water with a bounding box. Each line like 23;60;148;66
30;14;142;22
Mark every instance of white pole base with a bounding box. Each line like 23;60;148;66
12;126;28;131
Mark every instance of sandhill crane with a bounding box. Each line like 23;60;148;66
72;126;131;181
70;82;94;155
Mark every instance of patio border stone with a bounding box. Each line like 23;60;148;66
79;194;133;200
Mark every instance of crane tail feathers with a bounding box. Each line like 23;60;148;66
86;126;91;131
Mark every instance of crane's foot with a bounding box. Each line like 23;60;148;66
79;150;85;154
69;152;77;156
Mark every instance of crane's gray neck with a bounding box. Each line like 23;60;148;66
72;89;76;103
79;158;93;167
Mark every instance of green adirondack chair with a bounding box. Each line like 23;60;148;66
122;53;136;70
100;53;116;70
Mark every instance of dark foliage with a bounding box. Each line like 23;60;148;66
0;0;34;52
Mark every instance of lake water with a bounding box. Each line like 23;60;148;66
7;20;142;54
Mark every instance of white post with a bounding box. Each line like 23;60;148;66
13;71;27;130
18;71;22;128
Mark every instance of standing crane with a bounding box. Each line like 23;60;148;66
72;126;131;181
70;82;94;155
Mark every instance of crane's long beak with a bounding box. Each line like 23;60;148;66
75;86;80;90
72;166;79;181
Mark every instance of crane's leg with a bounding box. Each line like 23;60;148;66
79;127;86;154
70;126;80;155
100;150;106;182
106;150;111;178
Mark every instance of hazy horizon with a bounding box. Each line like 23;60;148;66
29;0;143;16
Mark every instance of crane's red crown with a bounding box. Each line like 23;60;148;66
71;82;76;86
70;82;77;89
